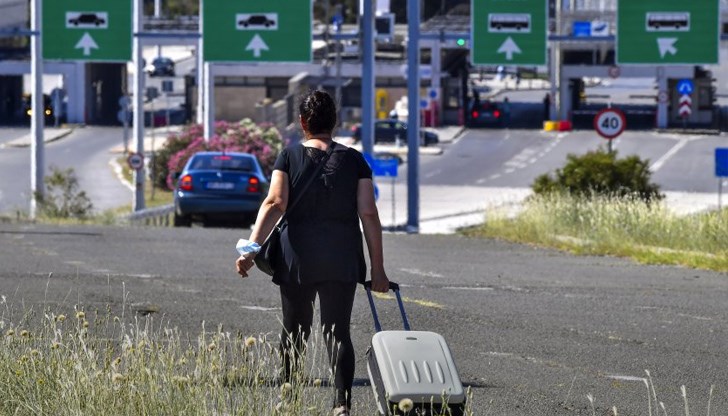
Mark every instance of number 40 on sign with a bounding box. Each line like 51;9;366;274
594;108;626;140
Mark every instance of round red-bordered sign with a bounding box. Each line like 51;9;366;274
593;108;626;140
127;153;145;170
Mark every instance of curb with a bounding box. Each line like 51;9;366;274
2;127;76;148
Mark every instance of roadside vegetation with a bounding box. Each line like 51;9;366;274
0;298;474;415
464;148;728;272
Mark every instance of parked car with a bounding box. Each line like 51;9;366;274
351;119;439;146
146;57;175;77
173;152;268;227
68;13;106;27
467;99;505;127
238;14;276;28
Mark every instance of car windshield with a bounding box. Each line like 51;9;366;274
190;155;254;171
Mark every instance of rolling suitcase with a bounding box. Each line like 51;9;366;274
364;281;466;416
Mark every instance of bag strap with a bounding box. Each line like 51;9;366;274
279;141;336;224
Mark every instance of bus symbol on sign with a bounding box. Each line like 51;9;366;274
488;14;531;33
646;12;690;32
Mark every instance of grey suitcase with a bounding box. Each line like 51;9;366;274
364;282;466;416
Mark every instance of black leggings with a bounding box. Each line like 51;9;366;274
280;281;357;408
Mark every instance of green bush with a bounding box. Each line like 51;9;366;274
532;148;663;202
34;166;93;219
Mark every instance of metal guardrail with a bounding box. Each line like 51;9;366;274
126;204;174;227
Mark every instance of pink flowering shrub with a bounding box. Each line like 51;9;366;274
152;119;283;190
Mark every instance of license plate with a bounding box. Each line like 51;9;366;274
206;182;235;190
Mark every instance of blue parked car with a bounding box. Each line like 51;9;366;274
173;152;268;227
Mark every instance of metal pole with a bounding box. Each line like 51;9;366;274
197;0;205;124
719;179;723;211
150;99;156;201
335;6;343;125
361;0;375;155
133;0;146;211
203;62;214;141
406;0;420;233
30;0;44;219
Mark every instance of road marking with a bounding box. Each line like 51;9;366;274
424;168;442;179
110;157;134;191
443;286;495;291
399;268;444;278
241;305;279;311
650;139;688;172
606;374;647;383
371;292;444;309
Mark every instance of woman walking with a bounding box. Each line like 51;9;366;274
236;90;390;415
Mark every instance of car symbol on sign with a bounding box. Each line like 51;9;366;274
236;13;278;30
66;12;108;29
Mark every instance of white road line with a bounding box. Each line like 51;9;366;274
650;139;688;172
606;374;647;383
241;305;279;311
443;286;495;291
424;169;442;179
110;157;135;191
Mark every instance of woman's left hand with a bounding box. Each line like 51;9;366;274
236;254;256;278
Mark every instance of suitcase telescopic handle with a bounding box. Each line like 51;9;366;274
362;281;411;332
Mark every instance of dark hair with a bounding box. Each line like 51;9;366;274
299;90;337;135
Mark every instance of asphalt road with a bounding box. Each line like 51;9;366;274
1;223;726;415
0;127;130;214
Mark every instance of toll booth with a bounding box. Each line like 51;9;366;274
86;63;126;125
0;75;23;125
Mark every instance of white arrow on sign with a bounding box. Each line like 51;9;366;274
657;38;677;59
75;32;99;56
245;34;269;58
497;37;521;61
679;104;691;117
679;95;692;106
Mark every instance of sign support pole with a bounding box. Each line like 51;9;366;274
197;0;204;124
203;62;214;141
132;0;145;211
30;0;44;219
406;0;420;233
361;0;374;156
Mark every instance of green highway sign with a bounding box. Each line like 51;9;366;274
617;0;719;64
43;0;131;61
471;0;547;65
203;0;311;62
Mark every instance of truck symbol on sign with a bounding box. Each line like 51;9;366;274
236;13;278;30
646;12;690;32
488;14;531;33
66;12;108;29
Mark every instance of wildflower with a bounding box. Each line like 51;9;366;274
280;382;293;398
112;373;126;383
6;329;15;337
113;316;120;323
82;320;89;328
113;357;122;367
51;342;60;350
207;342;216;351
30;349;40;358
37;378;44;385
313;378;322;387
172;375;190;385
56;314;66;322
18;355;28;363
398;398;414;412
178;357;187;366
20;330;29;338
76;311;85;320
245;336;256;348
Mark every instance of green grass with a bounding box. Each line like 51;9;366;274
0;298;474;415
463;193;728;273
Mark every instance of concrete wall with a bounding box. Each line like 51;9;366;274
213;86;266;122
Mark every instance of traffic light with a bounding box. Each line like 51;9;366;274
456;38;466;47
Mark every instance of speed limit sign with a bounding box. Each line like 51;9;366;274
593;108;626;140
127;153;145;170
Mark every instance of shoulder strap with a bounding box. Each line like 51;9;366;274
279;142;336;222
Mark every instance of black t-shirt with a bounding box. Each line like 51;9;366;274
271;143;372;285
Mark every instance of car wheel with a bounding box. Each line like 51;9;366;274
173;213;191;227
